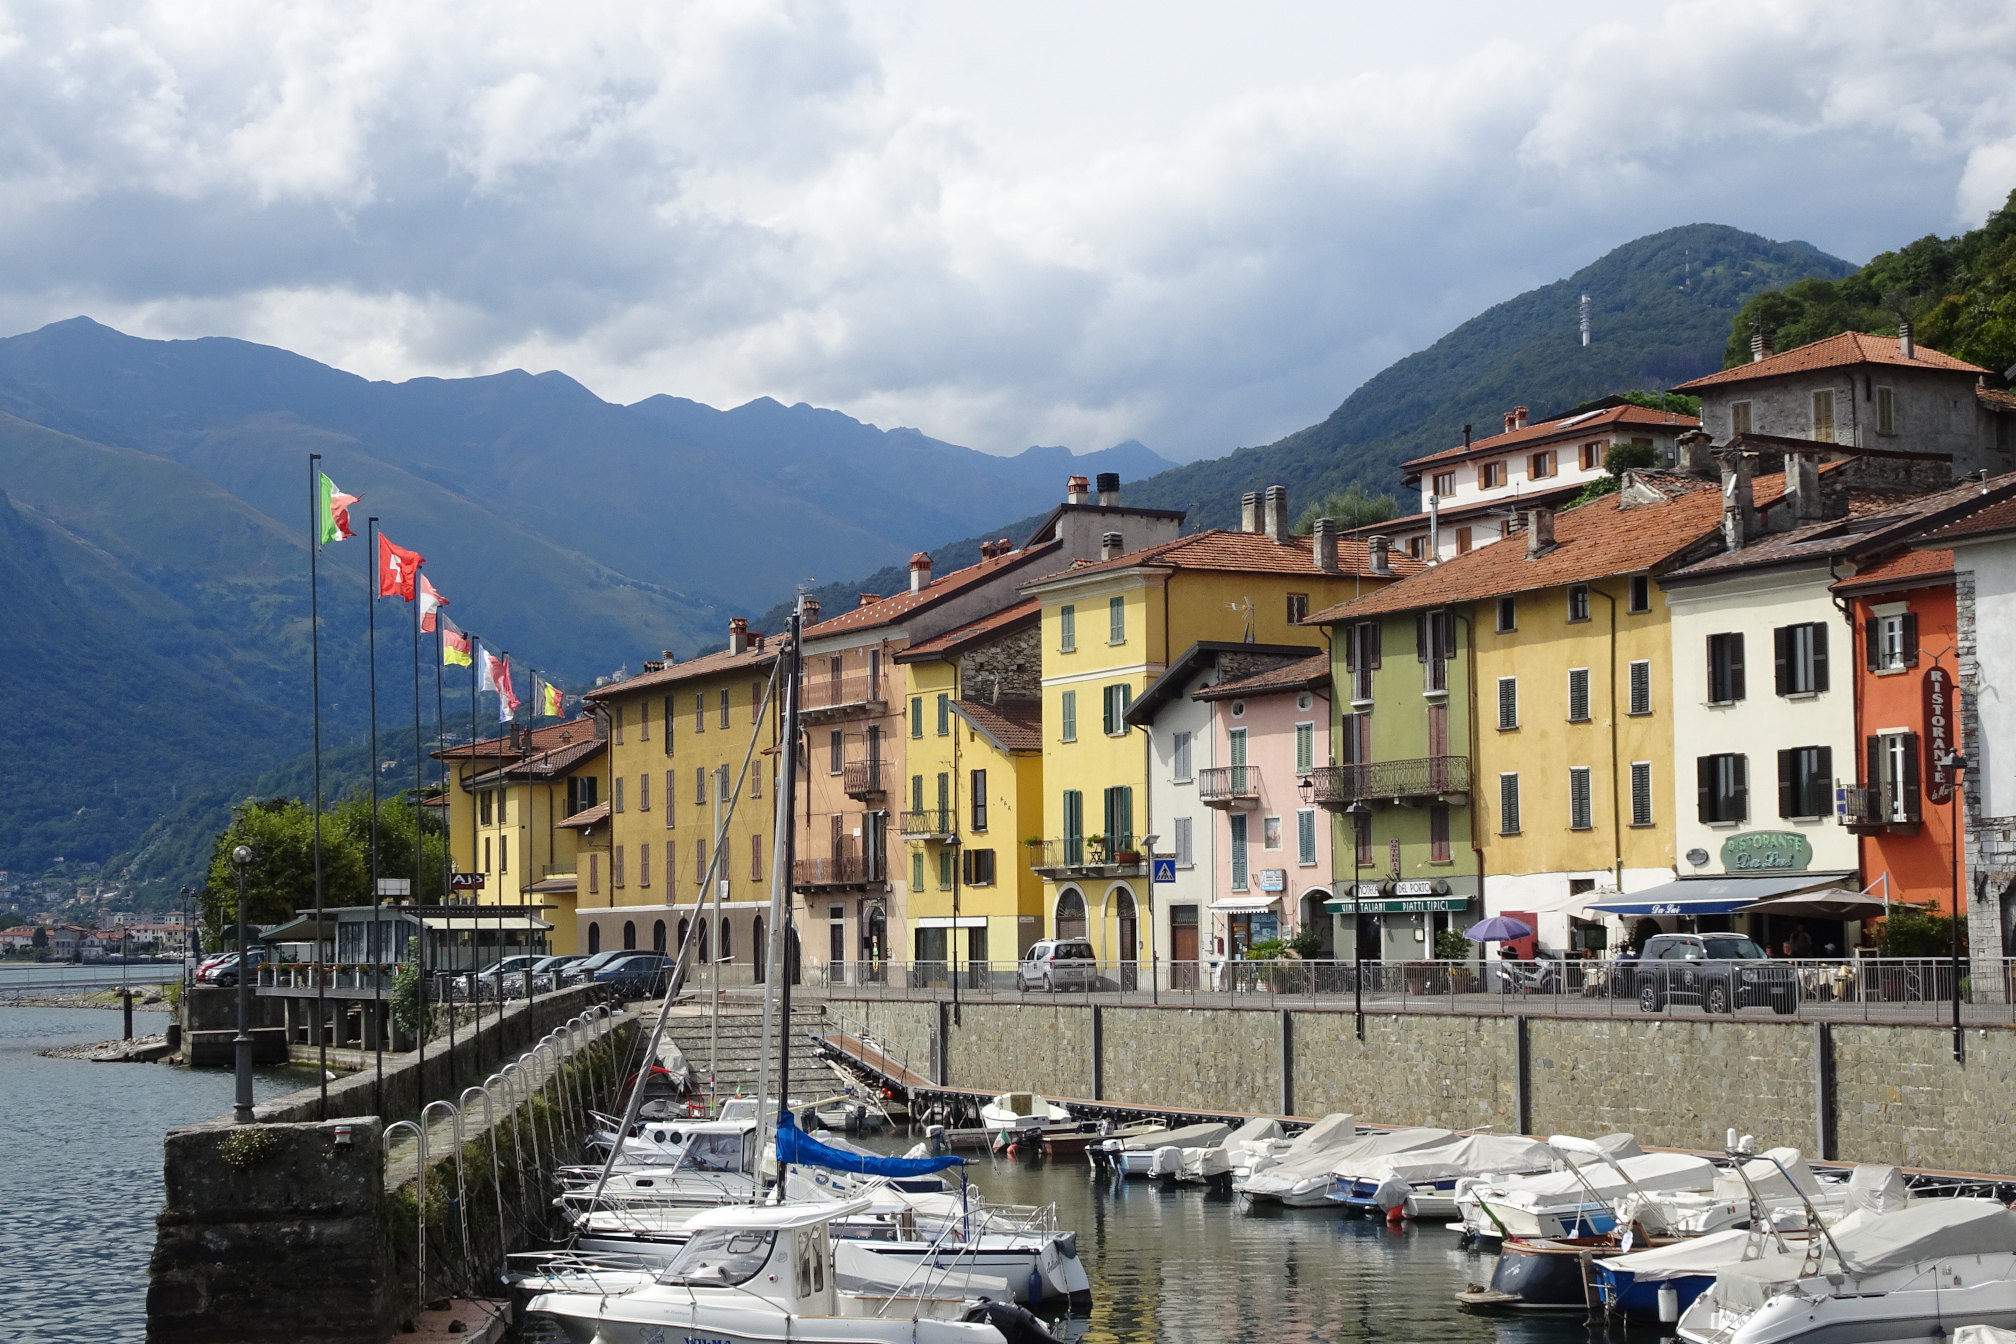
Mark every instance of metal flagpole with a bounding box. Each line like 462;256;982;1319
366;516;384;1112
413;564;442;1088
436;605;455;1079
773;599;804;1185
498;651;512;1066
308;454;328;1121
467;636;482;1058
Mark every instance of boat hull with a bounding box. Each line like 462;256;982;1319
1589;1265;1714;1321
1470;1240;1601;1311
529;1293;1000;1344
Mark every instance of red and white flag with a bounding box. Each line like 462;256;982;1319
417;574;448;632
377;533;423;601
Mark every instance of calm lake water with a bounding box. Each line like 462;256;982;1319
1;1005;305;1344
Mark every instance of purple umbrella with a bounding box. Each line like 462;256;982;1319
1464;915;1534;942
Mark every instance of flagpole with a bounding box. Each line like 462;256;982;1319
413;562;442;1089
467;636;482;1065
499;650;512;1067
308;454;328;1122
435;603;453;1078
366;516;384;1115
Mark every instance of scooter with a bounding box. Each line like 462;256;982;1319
1495;951;1562;996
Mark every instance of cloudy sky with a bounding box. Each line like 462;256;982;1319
2;0;2012;461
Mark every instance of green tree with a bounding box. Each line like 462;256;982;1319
1614;390;1701;416
1294;482;1398;533
1873;905;1966;958
330;790;451;902
201;797;369;940
1571;440;1662;504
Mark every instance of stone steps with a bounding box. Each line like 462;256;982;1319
657;1008;831;1099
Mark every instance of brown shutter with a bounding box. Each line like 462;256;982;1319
1810;623;1829;693
1901;732;1922;820
1864;617;1881;671
1774;626;1791;697
1732;753;1749;821
1777;748;1795;819
1729;634;1746;702
1697;756;1714;824
1902;613;1919;666
1370;620;1382;668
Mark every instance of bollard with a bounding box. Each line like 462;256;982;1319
123;990;134;1041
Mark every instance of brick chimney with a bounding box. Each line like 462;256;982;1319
1368;534;1391;575
1264;484;1289;544
1313;517;1339;574
1718;450;1757;549
1067;475;1091;504
1504;406;1529;433
727;617;749;655
1750;327;1773;363
1096;472;1121;507
909;551;932;593
1524;506;1556;558
801;598;820;625
1677;428;1717;478
1241;491;1262;533
858;592;881;607
1101;531;1124;560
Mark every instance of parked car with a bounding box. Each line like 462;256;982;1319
1016;938;1098;992
523;954;588;995
595;953;672;999
203;947;271;987
193;952;234;982
455;954;545;1000
560;949;633;987
1633;933;1795;1015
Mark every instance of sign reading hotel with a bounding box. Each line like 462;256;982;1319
1924;665;1956;806
1720;830;1813;872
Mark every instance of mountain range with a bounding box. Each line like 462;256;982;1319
0;221;1853;901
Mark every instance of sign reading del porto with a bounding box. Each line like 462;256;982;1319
1924;665;1956;806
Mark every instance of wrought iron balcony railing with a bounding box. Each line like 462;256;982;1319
1308;755;1471;808
843;761;888;799
899;809;956;840
1197;765;1260;809
792;852;886;887
1026;836;1146;876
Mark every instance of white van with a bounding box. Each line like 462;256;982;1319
1016;938;1098;992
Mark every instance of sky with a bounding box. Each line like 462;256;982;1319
1;0;2012;462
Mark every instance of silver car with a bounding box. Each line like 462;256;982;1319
1016;938;1098;992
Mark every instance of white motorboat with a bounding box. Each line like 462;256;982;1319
1328;1132;1555;1219
528;1198;1015;1344
1621;1147;1851;1238
1180;1116;1283;1185
1454;1146;1713;1242
980;1092;1072;1135
1095;1122;1230;1178
1676;1199;2016;1344
1231;1114;1361;1207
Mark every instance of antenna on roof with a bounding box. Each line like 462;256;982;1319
1579;293;1591;348
1226;597;1255;644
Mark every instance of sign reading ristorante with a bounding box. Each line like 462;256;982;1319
1924;665;1955;806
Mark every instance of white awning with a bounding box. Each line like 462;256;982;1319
417;915;552;932
912;916;988;929
1210;896;1281;913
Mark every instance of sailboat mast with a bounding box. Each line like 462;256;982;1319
758;597;804;1193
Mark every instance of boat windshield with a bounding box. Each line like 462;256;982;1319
683;1132;747;1171
656;1229;775;1287
1704;937;1765;960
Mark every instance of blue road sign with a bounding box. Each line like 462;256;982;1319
1152;857;1177;884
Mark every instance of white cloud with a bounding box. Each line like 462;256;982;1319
0;0;2012;460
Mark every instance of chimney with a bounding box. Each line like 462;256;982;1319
1066;475;1091;504
1899;319;1915;360
1095;472;1121;507
1241;491;1262;533
661;649;676;664
1514;406;1529;431
858;592;881;608
1313;517;1339;574
1464;424;1473;449
1677;428;1716;478
1101;531;1124;560
1368;534;1391;575
1524;506;1556;558
801;598;820;625
727;617;749;656
908;552;932;593
1750;326;1773;363
1717;450;1757;549
978;541;995;560
1264;484;1289;544
1784;451;1828;524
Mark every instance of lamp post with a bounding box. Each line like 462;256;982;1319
230;844;256;1124
1141;833;1159;1004
1347;799;1370;1042
178;886;193;988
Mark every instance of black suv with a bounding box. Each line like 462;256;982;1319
1633;933;1796;1015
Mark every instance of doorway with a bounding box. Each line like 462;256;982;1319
1114;888;1139;990
1170;904;1199;989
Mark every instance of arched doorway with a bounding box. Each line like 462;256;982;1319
677;917;690;954
622;920;637;951
697;918;710;966
752;914;766;983
1112;886;1139;990
718;918;732;966
652;919;667;954
1055;888;1087;941
1300;890;1335;959
866;905;887;982
786;926;801;985
588;923;601;953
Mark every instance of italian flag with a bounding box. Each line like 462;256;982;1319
317;473;358;544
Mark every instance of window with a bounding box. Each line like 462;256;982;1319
1171;731;1194;782
695;836;708;883
1775;622;1829;696
663;695;676;755
500;837;509;872
1777;746;1833;819
1297;809;1318;865
1567;668;1591;723
613;704;624;744
828;728;844;774
1295;721;1315;774
639;771;651;811
1496;596;1515;632
1529;450;1556;479
963;848;996;885
1812;390;1836;443
909;697;922;738
1455;526;1473;554
1228;726;1248;794
751;680;764;724
1567;585;1591;622
718;688;729;728
1109;595;1126;644
479;790;493;826
1059;605;1076;652
694;692;705;731
1173;815;1194;867
717;765;731;803
1696;753;1749;824
1499;774;1522;835
1731;400;1753;436
937;848;954;891
911;849;925;891
1868;611;1919;671
639;842;651;888
970;769;987;831
936;692;951;736
1869;731;1922;823
910;774;924;813
1569;767;1593;830
638;697;649;740
614;777;626;813
936;771;950;821
1579;441;1604;471
1497;676;1518;731
750;833;762;881
1287;593;1309;624
1060;690;1077;741
1875;385;1896;435
1418;608;1453;692
588;853;599;895
1102;785;1134;848
1102;683;1131;735
1429;803;1451;862
1628;660;1652;716
694;766;705;805
1341;711;1370;766
612;843;625;888
483;835;491;872
1708;632;1746;704
1344;620;1381;700
567;775;599;816
1062;790;1084;864
1480;460;1506;489
1629;575;1650;613
1353;808;1373;865
1229;814;1249;890
1630;762;1654;827
1433;470;1456;497
750;761;761;799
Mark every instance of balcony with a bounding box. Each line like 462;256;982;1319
900;809;956;841
1841;783;1920;834
1027;836;1148;880
843;761;888;801
1309;756;1471;809
800;673;886;719
793;851;887;888
1197;765;1261;811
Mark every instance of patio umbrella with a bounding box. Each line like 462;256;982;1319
1464;915;1534;941
1734;888;1888;920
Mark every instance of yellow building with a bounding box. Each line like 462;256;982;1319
435;717;608;955
578;620;783;972
891;601;1045;976
1018;488;1415;969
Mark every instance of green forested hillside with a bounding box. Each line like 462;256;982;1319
1724;188;2016;375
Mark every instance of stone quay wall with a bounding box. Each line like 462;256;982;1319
823;996;2016;1176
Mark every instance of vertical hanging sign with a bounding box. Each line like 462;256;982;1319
1924;666;1955;805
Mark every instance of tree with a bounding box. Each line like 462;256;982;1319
31;926;47;949
1294;483;1398;533
202;797;368;940
1873;905;1966;959
330;790;451;903
1571;440;1662;504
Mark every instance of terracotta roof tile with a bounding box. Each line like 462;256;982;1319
1832;547;1954;592
1915;494;2016;544
557;802;610;829
1673;331;1987;390
466;736;605;788
1193;653;1332;700
1025;528;1426;588
582;641;778;700
950;698;1042;752
1403;404;1699;472
798;541;1061;641
435;717;600;759
896;600;1040;661
1981;387;2016;414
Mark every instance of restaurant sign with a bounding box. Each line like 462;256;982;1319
1924;665;1956;806
1720;830;1813;872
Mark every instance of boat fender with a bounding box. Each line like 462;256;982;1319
963;1299;1065;1344
1385;1205;1405;1225
1054;1231;1078;1261
1657;1284;1679;1323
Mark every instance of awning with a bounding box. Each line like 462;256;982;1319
1584;874;1851;918
259;914;338;944
913;916;988;929
417;914;552;932
1210;896;1281;913
1735;888;1888;919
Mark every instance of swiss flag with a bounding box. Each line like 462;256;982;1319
378;533;423;601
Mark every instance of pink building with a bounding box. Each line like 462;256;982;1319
1193;654;1334;958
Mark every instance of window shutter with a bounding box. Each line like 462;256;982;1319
1173;731;1192;781
1102;686;1116;736
1732;754;1749;821
1296;723;1314;774
1499;774;1520;834
1865;617;1881;671
1867;735;1883;796
664;695;676;755
1774;625;1791;696
1901;732;1921;814
1343;628;1356;673
1697;756;1713;824
1810;623;1829;693
1060;690;1076;740
1498;677;1517;730
1631;762;1652;826
1416;613;1428;662
1297;810;1317;864
1174;815;1192;866
1729;634;1746;701
1777;748;1795;818
1629;660;1650;715
1370;620;1382;669
1229;814;1248;888
1901;613;1919;666
1441;610;1456;658
615;777;625;813
1810;746;1832;817
1568;669;1589;722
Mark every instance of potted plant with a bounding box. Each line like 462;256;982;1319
1114;846;1142;865
1434;927;1476;994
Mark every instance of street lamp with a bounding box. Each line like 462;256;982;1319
1297;776;1314;806
179;886;194;988
1141;834;1160;1004
230;844;255;1124
1347;800;1371;1042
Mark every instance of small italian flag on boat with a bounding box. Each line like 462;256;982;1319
317;473;358;544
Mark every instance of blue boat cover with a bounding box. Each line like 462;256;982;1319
773;1110;965;1177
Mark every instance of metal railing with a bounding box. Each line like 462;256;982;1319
792;852;887;887
842;761;888;798
1025;837;1147;875
1841;784;1918;827
1197;766;1259;805
797;955;2016;1025
800;673;885;713
1307;755;1471;807
0;964;183;998
899;808;955;838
